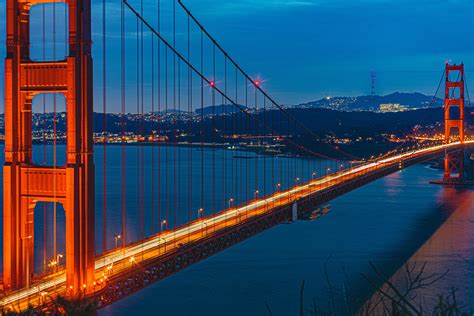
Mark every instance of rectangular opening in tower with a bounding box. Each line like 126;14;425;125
31;93;67;166
29;3;69;62
448;106;461;120
448;86;462;100
33;202;66;275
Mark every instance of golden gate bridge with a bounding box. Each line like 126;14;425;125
1;0;473;310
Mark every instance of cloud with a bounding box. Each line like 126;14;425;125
184;0;473;16
183;0;321;16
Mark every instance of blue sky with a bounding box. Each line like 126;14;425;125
0;0;473;111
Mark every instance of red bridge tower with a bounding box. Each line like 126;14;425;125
3;0;95;293
443;63;465;183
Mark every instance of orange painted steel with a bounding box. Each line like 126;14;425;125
444;64;465;143
3;0;95;294
443;63;465;182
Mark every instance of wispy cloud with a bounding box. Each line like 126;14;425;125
183;0;321;16
184;0;473;16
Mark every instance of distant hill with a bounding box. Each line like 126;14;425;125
295;92;443;112
195;104;247;116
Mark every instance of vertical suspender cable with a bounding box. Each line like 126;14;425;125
245;82;249;215
271;100;275;206
238;70;242;207
262;96;267;207
200;30;204;217
102;0;107;253
165;46;169;226
42;4;47;273
187;14;192;234
173;0;177;229
165;47;170;227
287;104;290;202
263;97;267;209
293;119;297;191
136;14;140;241
234;68;238;207
223;58;227;214
121;0;127;246
254;84;258;199
140;0;145;243
212;45;216;215
157;0;161;231
177;60;182;226
278;103;282;194
464;73;471;107
151;35;155;234
52;0;57;262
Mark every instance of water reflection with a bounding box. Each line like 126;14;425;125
367;187;474;312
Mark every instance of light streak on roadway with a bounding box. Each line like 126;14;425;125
2;141;472;308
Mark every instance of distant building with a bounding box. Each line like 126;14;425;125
378;103;409;113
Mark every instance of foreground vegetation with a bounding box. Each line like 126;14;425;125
265;262;472;316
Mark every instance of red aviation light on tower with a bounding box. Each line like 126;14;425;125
254;79;261;86
209;81;215;87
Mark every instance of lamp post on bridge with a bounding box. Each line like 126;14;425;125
198;208;204;219
114;234;122;249
201;221;208;237
48;253;63;273
56;254;63;271
161;220;168;232
159;237;167;254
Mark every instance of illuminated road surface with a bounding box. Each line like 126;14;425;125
2;141;472;309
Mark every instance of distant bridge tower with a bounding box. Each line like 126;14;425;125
3;0;95;294
443;63;465;183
